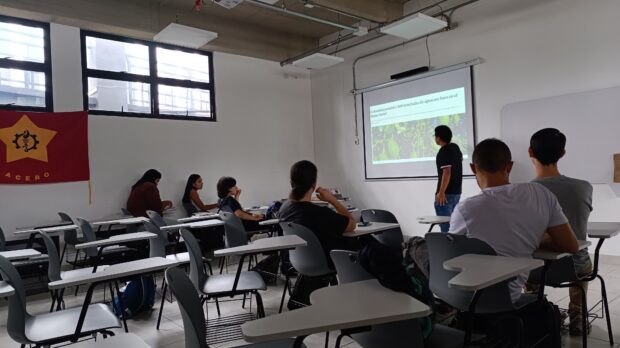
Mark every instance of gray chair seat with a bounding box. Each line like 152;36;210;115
244;338;305;348
166;252;190;264
60;265;109;281
25;303;121;343
203;271;266;295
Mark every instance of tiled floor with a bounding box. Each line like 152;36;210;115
1;256;619;347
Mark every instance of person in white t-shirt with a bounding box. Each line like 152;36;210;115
449;138;579;303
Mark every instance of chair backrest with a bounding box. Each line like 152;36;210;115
121;208;131;216
58;212;81;245
183;202;199;217
0;226;6;251
330;250;374;284
219;212;248;248
36;232;62;282
0;255;31;344
360;209;404;249
144;220;166;258
146;210;167;228
75;217;98;257
280;222;332;276
166;267;208;348
180;228;207;290
425;233;514;313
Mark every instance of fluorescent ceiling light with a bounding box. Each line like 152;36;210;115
292;53;344;70
154;23;218;49
380;13;447;40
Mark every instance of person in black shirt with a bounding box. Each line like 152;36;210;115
434;125;463;232
216;176;263;231
278;160;356;268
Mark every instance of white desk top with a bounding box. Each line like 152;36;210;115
92;216;149;226
177;213;219;223
417;216;451;224
214;235;306;257
444;254;544;291
343;222;400;237
68;333;150;348
161;218;225;231
587;222;620;239
241;279;431;343
75;232;156;249
0;281;15;297
14;224;78;235
48;257;179;290
532;240;591;260
0;249;42;261
15;220;72;230
258;218;280;226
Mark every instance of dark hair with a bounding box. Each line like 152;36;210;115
530;128;566;166
216;176;237;199
132;169;162;190
434;125;453;143
472;138;512;173
182;174;201;203
289;160;317;200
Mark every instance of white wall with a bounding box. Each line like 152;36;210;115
311;0;620;255
0;23;314;239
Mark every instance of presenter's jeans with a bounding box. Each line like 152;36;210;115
434;194;460;232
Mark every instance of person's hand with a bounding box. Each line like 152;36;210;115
316;186;337;203
435;192;447;206
253;214;264;221
235;188;242;199
163;200;173;209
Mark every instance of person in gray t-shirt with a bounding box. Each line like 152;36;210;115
529;128;593;335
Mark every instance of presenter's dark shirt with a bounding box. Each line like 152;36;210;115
278;200;349;268
436;143;463;194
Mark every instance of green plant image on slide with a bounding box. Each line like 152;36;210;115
371;113;468;163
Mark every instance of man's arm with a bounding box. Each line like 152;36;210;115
436;166;451;205
316;187;356;232
540;223;579;254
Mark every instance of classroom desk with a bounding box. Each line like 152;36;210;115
74;232;157;250
214;235;306;293
343;222;400;238
241;279;431;347
444;254;544;291
258;218;280;226
91;216;149;227
177;213;220;223
0;281;15;297
417;216;451;232
0;248;42;261
160;218;225;231
14;223;78;235
532;240;591;260
48;257;180;339
587;222;620;239
67;333;151;348
15;219;72;231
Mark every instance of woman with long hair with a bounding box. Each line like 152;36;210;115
126;169;172;217
182;174;218;215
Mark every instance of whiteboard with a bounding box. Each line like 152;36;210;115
501;86;620;184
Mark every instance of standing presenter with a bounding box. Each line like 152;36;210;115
433;125;463;232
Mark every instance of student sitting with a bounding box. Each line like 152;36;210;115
181;174;218;216
278;160;357;268
127;169;173;218
529;128;593;335
448;138;579;303
216;176;263;231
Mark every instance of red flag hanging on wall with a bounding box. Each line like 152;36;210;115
0;110;89;184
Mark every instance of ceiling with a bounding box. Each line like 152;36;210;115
0;0;408;62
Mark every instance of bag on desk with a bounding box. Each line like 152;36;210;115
113;275;156;318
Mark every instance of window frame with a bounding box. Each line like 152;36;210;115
0;14;53;112
80;30;216;122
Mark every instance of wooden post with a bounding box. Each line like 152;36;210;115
614;154;620;182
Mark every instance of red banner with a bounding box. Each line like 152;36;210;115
0;110;89;184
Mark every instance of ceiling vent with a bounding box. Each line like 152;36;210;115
380;13;447;40
154;23;218;49
292;53;344;70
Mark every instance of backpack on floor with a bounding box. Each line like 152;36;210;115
113;275;156;318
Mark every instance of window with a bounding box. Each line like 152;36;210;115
81;31;215;121
0;15;52;111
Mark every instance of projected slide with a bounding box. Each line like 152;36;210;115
362;66;475;179
370;88;468;164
